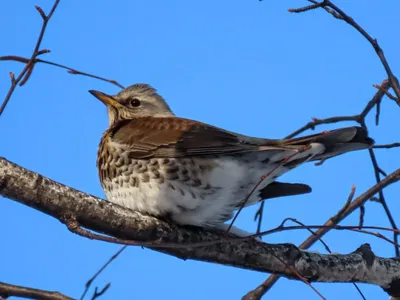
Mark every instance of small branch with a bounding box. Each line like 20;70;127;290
0;0;61;116
285;116;358;139
80;247;126;300
373;143;400;149
0;281;74;300
0;56;125;89
288;0;326;13
367;148;400;256
90;284;110;300
254;201;265;239
290;0;400;104
359;205;365;228
373;84;399;103
254;224;400;244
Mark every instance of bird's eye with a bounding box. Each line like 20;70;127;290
129;98;141;107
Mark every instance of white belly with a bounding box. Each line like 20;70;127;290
102;143;325;227
103;157;283;226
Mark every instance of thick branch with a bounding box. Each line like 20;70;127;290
1;157;400;296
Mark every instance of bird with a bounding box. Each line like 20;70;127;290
89;83;374;236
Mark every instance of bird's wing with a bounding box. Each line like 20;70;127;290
109;117;285;159
109;117;374;160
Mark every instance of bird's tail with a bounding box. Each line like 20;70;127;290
281;126;374;162
257;127;373;202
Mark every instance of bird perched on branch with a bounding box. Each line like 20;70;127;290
90;84;374;236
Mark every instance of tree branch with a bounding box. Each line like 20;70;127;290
1;157;400;297
0;56;125;89
0;281;74;300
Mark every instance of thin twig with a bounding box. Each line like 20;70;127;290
359;205;365;228
373;83;399;102
0;0;61;116
290;0;400;104
373;143;400;149
0;281;74;300
0;56;125;89
90;284;111;300
367;148;399;255
254;201;265;239
285;115;358;139
80;247;126;300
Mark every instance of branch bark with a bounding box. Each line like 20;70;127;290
0;281;74;300
1;157;400;297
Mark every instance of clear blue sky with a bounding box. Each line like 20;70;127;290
1;1;400;299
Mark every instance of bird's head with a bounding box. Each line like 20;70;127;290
89;83;174;126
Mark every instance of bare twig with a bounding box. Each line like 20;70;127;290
80;247;126;300
359;205;365;228
288;1;325;13
285;116;358;139
255;224;400;242
373;83;399;103
373;143;400;149
367;148;400;255
290;0;400;104
0;56;125;89
90;284;110;300
0;0;61;116
0;281;74;300
254;201;265;239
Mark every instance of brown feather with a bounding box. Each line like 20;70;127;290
109;117;265;158
104;117;373;163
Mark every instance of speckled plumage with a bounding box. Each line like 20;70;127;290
91;83;374;233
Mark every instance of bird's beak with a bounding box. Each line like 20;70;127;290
89;90;122;108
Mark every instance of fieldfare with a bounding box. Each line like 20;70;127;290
90;84;374;236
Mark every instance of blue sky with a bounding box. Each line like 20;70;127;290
1;1;400;299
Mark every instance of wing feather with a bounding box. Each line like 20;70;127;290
110;117;267;158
